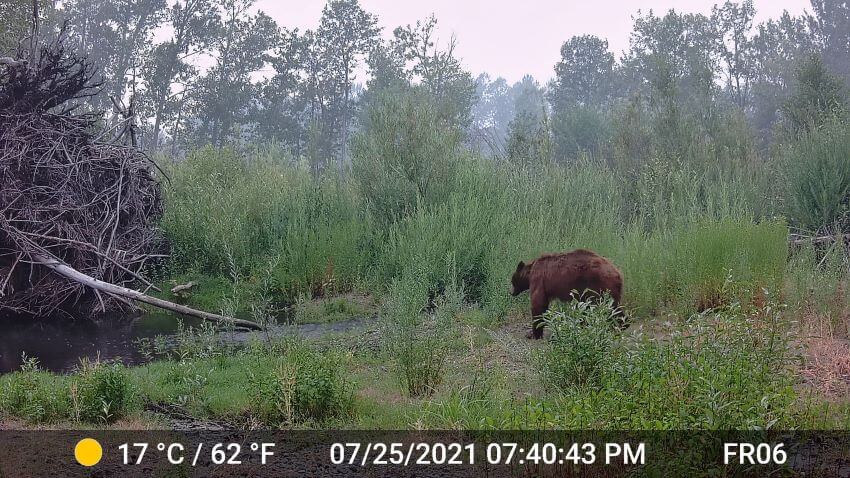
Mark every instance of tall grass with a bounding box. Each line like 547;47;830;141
159;144;788;321
160;146;369;305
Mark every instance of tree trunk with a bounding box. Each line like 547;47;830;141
33;253;264;330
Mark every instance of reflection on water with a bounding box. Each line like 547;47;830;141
0;312;373;374
0;312;189;374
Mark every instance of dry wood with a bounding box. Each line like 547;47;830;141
789;234;850;246
170;281;198;294
1;38;163;316
33;254;263;330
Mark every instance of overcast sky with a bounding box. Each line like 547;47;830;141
257;0;811;84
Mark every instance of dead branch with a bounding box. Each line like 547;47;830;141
789;234;850;246
32;253;262;330
0;30;167;318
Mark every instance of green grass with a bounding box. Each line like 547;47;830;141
0;296;840;430
156;147;788;325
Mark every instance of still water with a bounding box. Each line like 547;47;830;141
0;313;371;374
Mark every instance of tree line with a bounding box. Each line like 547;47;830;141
1;0;848;171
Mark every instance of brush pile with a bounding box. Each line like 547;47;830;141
0;34;164;317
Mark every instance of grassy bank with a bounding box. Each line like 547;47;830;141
0;296;828;429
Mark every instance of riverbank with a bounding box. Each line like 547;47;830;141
3;289;849;431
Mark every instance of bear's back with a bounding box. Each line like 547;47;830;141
530;249;619;281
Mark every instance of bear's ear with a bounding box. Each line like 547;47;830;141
516;261;525;271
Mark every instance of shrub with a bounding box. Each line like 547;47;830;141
248;342;352;425
538;298;618;392
785;120;850;233
71;359;132;424
0;356;70;423
352;88;462;225
381;272;460;397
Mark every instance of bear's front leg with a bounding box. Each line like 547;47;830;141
527;288;549;340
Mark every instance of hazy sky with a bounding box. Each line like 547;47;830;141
258;0;810;84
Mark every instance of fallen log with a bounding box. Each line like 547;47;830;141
789;233;850;246
170;281;198;294
33;253;264;330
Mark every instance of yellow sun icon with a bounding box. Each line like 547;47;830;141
74;438;103;467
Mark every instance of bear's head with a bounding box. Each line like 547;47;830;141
510;261;531;296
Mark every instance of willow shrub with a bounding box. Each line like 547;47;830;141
160;146;369;304
161;147;787;320
785;119;850;233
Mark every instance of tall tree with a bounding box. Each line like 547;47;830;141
193;0;276;146
0;0;33;55
470;73;514;156
142;0;218;149
58;0;164;116
392;15;477;129
809;0;850;83
548;35;615;110
712;0;756;108
255;28;307;153
750;11;816;136
624;9;719;110
315;0;379;168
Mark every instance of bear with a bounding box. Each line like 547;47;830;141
510;248;623;339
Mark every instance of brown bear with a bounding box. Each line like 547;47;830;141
510;248;623;339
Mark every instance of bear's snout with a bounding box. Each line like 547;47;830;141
509;285;518;296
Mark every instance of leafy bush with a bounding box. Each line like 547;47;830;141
160;146;368;306
352;88;462;225
0;356;70;423
160;145;788;322
538;298;618;392
785;120;850;233
516;300;796;429
248;342;352;425
71;359;132;424
381;272;461;397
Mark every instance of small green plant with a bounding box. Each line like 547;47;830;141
538;298;618;392
71;359;132;424
382;272;461;397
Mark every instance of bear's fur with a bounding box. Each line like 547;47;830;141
510;248;623;339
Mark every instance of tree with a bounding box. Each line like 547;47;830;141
547;36;615;161
392;15;477;129
0;0;33;55
624;9;719;111
782;54;846;137
548;35;615;111
58;0;165;118
141;0;218;150
254;28;307;154
809;0;850;84
750;11;816;137
315;0;379;168
470;73;514;156
712;0;756;108
505;109;553;166
192;0;277;147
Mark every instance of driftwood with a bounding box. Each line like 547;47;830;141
33;253;263;330
170;281;198;294
789;234;850;246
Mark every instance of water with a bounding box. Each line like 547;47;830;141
0;313;373;374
